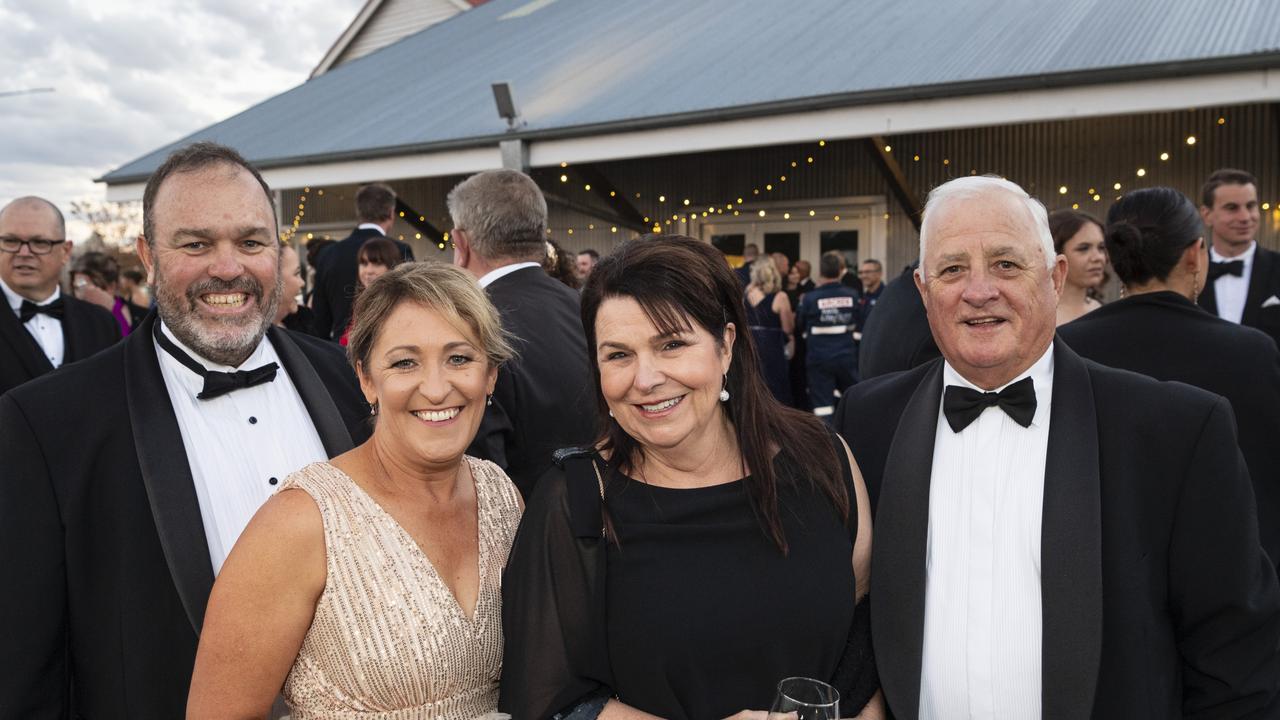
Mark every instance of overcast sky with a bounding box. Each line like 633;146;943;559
0;0;364;238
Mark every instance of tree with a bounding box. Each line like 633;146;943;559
69;199;142;249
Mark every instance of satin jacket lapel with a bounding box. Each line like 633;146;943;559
871;359;943;720
1241;247;1273;327
123;312;213;634
0;303;53;378
1040;339;1103;720
268;326;354;458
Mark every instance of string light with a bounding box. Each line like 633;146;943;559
584;184;591;191
758;210;767;217
1136;168;1146;177
1113;182;1122;190
658;195;666;202
913;154;920;162
560;174;568;182
1159;152;1170;161
1217;117;1226;125
1186;135;1197;145
1058;186;1068;194
884;144;892;152
783;212;791;219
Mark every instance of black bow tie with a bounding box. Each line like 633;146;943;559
153;321;278;400
1207;260;1245;281
943;376;1037;433
19;298;64;323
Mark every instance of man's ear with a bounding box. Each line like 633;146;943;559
451;230;471;269
136;235;155;284
1050;254;1068;297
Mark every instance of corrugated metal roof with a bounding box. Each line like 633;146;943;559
102;0;1280;183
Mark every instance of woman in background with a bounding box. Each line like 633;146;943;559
339;237;406;346
744;256;793;405
1050;209;1108;325
70;251;148;335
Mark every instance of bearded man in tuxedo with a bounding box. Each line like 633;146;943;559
0;142;370;718
835;175;1280;718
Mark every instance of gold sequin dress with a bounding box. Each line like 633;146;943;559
277;457;522;719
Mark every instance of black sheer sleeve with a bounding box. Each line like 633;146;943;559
499;456;614;720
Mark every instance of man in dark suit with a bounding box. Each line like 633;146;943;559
857;261;939;380
836;176;1280;718
310;182;414;340
0;196;119;395
449;169;595;498
1197;168;1280;349
0;143;370;719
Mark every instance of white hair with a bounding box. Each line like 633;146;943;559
917;175;1056;275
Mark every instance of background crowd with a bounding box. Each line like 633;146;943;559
0;142;1278;719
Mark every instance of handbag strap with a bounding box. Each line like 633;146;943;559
556;448;607;539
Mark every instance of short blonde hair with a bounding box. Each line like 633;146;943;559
750;257;782;294
347;262;516;373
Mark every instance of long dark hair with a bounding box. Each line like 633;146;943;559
581;236;847;552
1105;187;1203;285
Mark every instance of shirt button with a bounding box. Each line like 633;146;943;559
268;477;278;486
248;416;258;424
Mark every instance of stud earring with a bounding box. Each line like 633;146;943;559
719;373;731;403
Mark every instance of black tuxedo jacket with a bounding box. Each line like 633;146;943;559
835;341;1280;719
0;312;371;719
0;293;120;396
1199;244;1280;350
1059;291;1280;570
468;267;596;498
857;263;939;381
311;227;414;340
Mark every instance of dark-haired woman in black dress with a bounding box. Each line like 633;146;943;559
500;236;881;720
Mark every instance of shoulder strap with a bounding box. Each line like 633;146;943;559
555;448;606;539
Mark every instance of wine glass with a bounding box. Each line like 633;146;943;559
767;676;840;720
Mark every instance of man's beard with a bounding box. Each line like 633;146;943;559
155;264;282;367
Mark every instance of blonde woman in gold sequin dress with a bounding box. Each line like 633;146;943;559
188;263;523;719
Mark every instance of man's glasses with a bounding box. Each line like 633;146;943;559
0;236;67;255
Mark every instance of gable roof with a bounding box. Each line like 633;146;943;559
102;0;1280;184
310;0;474;78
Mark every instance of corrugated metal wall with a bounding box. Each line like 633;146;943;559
284;102;1280;274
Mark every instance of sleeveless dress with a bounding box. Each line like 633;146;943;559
278;457;522;719
745;291;794;405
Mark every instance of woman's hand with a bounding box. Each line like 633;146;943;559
74;282;116;311
721;712;773;720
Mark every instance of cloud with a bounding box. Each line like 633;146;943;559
0;0;364;239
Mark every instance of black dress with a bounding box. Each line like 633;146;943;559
745;292;794;406
500;445;863;720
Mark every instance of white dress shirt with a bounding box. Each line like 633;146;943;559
1;278;64;368
919;345;1054;720
154;321;328;575
477;261;542;289
356;222;386;235
1210;241;1256;324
